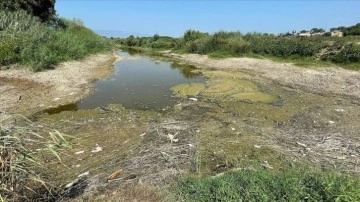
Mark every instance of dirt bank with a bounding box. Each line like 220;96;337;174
0;52;117;116
165;53;360;99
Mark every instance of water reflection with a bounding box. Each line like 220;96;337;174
77;51;205;110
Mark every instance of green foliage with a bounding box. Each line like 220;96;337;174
0;11;109;71
184;29;208;43
0;0;56;22
0;114;71;201
175;168;360;201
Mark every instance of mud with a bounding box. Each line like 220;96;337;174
0;52;116;116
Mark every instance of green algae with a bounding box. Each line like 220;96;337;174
171;83;205;98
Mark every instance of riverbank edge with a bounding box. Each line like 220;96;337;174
0;51;118;116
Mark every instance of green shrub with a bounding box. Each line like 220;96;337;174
0;10;110;71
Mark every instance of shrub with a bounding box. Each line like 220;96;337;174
0;10;110;71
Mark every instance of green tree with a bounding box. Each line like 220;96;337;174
0;0;56;22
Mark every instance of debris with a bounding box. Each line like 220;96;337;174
123;173;137;181
189;97;198;101
65;179;80;189
161;151;172;162
187;144;194;147
261;161;273;169
139;133;146;137
254;145;261;148
75;150;85;155
231;127;236;131
296;142;307;148
108;169;123;181
329;121;335;124
168;133;179;143
53;97;60;101
78;171;89;178
91;145;102;153
335;108;344;112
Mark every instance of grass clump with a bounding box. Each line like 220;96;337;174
175;167;360;201
0;10;109;71
0;114;71;201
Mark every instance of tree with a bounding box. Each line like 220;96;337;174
0;0;56;22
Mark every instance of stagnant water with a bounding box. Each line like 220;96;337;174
45;51;205;114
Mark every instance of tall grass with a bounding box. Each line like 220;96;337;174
0;114;71;201
175;167;360;201
0;10;110;71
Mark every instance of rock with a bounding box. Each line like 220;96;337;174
139;133;146;137
335;108;344;112
254;145;261;149
231;127;236;131
78;171;89;178
329;121;335;124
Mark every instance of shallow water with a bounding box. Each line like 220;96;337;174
77;51;205;110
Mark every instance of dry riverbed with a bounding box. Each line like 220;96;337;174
1;52;360;201
0;52;119;116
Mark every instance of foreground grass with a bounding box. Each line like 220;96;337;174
0;114;71;201
175;167;360;202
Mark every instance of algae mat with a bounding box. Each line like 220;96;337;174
171;70;279;104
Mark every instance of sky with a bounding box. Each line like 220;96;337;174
55;0;360;37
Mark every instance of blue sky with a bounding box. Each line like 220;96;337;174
56;0;360;37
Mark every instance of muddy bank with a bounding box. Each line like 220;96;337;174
0;52;117;116
164;53;360;99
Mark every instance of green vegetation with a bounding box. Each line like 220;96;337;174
0;114;71;201
175;168;360;201
0;10;109;71
114;24;360;69
0;0;56;23
114;34;181;50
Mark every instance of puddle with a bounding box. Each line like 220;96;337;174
70;52;204;111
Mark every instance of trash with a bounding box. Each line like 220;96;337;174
189;97;198;101
231;127;236;131
108;169;123;181
335;109;344;112
261;161;273;169
91;145;102;153
254;145;261;148
139;133;146;137
65;179;80;189
168;133;179;143
78;171;89;178
296;142;307;148
75;150;85;155
329;121;335;124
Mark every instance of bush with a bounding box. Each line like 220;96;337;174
0;10;110;71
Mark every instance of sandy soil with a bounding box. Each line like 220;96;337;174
165;53;360;99
0;52;117;116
